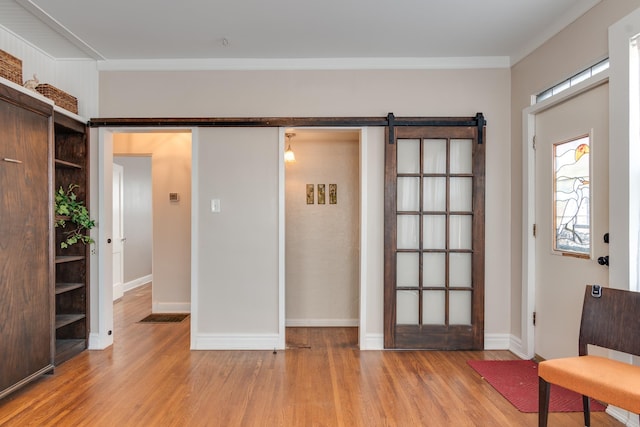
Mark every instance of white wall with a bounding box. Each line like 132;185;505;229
113;156;152;286
285;130;360;326
114;133;191;313
194;127;280;346
98;67;511;349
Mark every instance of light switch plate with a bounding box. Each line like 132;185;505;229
211;199;221;213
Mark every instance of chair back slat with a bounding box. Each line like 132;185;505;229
579;285;640;356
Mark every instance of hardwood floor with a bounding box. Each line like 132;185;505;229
0;284;623;426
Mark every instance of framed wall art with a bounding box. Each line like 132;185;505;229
318;184;326;204
306;184;314;204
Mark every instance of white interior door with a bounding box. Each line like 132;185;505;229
113;163;125;301
534;82;609;360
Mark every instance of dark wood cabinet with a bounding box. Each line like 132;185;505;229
0;80;90;398
0;82;54;399
53;112;90;365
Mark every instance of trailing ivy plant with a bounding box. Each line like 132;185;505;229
55;184;95;248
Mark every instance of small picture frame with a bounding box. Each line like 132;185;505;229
317;184;326;204
306;184;314;204
329;184;337;204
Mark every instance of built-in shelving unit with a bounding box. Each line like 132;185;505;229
53;112;90;366
0;75;90;398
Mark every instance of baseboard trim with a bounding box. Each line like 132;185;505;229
508;335;530;359
483;333;511;351
606;405;639;427
124;274;152;293
285;318;359;327
113;282;124;301
88;332;112;350
192;333;280;350
362;333;384;350
152;302;190;313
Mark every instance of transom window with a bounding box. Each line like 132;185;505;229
536;58;609;104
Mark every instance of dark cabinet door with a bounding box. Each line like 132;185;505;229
0;93;53;397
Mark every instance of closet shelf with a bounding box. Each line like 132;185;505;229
55;159;83;169
55;282;85;294
55;314;86;329
55;255;85;264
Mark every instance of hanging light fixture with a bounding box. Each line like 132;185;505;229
284;132;296;163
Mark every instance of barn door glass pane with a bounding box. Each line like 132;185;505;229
423;139;446;173
397;177;419;211
397;215;419;249
423;291;445;325
449;291;472;325
449;253;471;287
423;253;445;286
450;139;472;174
398;139;420;173
423;177;446;211
449;215;472;250
396;253;418;287
397;290;419;324
450;177;472;211
423;215;446;249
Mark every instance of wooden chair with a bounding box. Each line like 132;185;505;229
538;285;640;426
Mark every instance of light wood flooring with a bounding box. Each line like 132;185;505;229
0;284;623;426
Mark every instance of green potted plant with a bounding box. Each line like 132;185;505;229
54;184;95;248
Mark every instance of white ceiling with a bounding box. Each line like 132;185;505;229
0;0;601;65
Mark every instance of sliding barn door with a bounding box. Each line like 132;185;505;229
384;120;485;349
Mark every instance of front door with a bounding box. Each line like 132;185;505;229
534;82;609;360
384;123;485;349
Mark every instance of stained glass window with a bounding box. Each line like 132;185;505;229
553;135;590;256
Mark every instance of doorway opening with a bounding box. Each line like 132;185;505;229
113;131;192;317
284;129;361;349
93;129;192;349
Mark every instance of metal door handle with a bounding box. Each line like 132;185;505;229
597;256;609;266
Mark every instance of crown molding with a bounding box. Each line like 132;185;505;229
16;0;105;60
97;56;510;72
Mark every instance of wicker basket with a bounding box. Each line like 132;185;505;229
35;83;78;114
0;49;23;85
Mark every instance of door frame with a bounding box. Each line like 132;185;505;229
279;126;369;350
91;126;196;350
521;69;609;359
